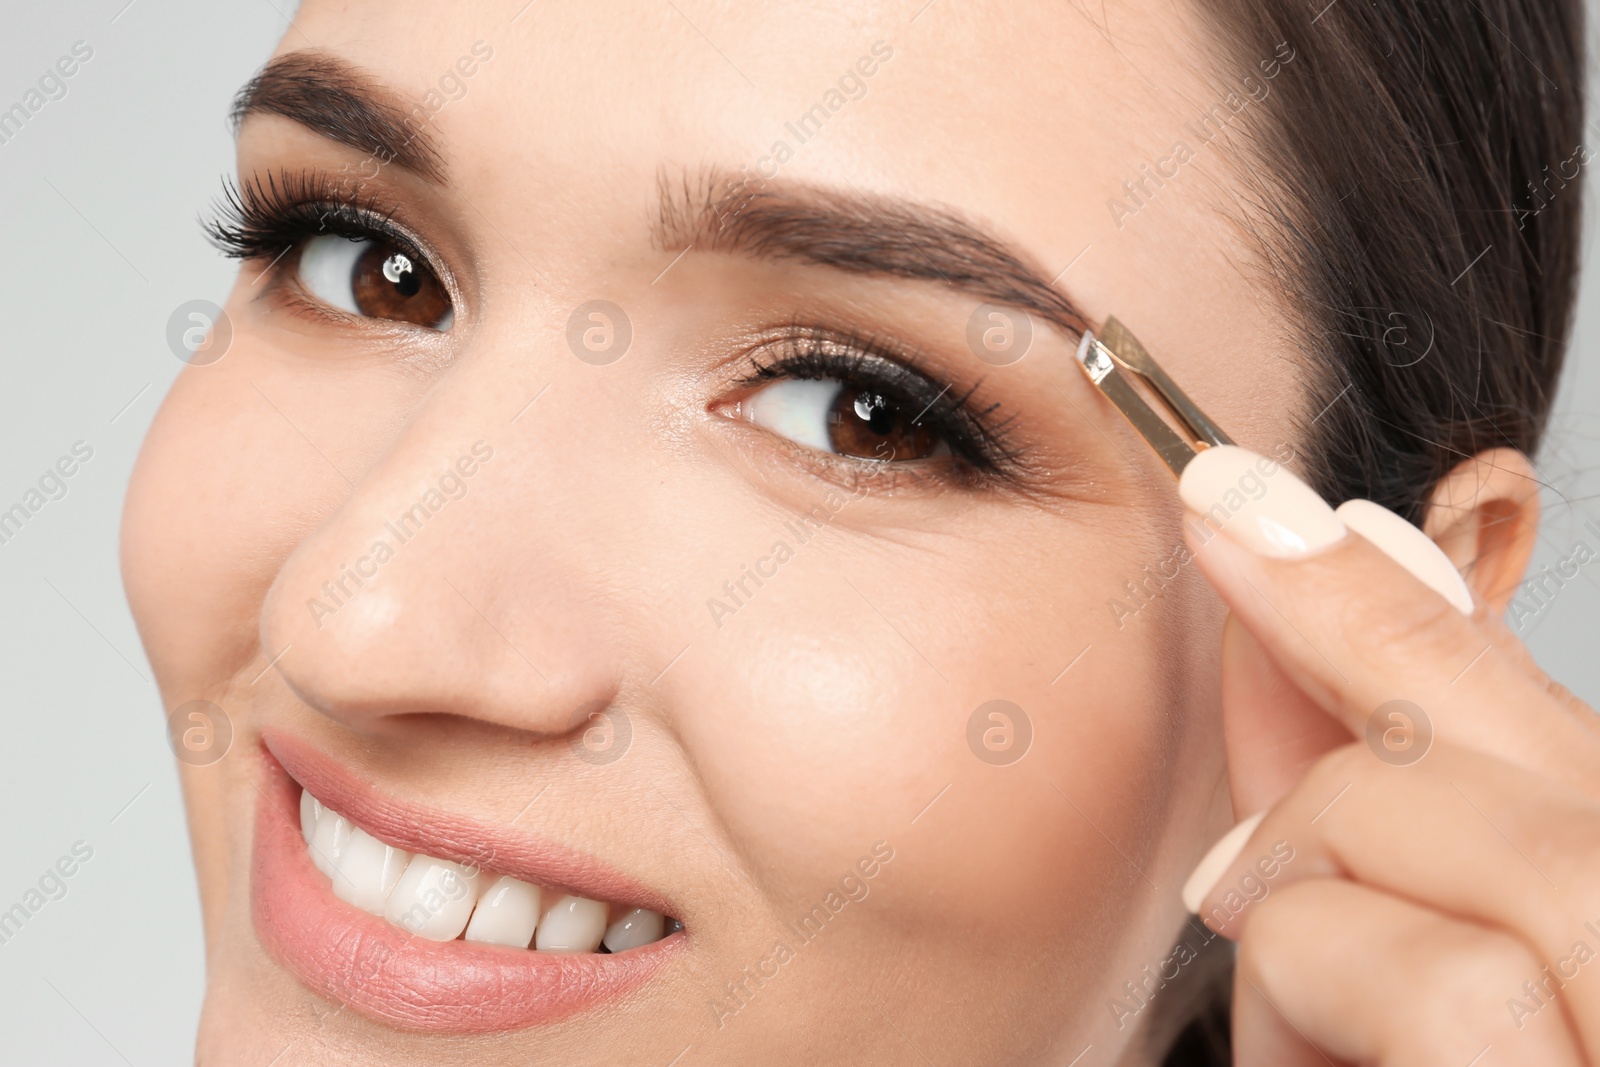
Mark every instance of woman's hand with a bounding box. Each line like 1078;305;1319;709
1175;446;1600;1067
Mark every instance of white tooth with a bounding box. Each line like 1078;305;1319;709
462;875;542;948
331;826;412;916
299;790;321;845
602;907;665;953
309;807;352;878
383;856;481;941
535;894;608;953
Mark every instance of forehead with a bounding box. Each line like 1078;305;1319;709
283;0;1231;239
279;0;1302;444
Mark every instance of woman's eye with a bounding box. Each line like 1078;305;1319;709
738;377;949;462
295;234;453;330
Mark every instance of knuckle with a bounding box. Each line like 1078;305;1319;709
1302;741;1372;796
1324;739;1370;778
1334;575;1472;670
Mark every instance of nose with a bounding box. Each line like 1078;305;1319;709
258;372;617;740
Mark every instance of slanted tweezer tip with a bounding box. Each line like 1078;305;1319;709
1075;332;1115;383
1071;315;1233;478
1074;329;1095;366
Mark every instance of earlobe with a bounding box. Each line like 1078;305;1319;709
1420;448;1542;613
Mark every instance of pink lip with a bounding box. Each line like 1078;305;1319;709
252;733;683;1033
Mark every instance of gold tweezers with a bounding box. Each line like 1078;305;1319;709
1074;316;1233;476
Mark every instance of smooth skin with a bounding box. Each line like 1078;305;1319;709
118;0;1585;1064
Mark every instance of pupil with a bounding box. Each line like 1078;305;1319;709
381;252;421;297
854;392;897;436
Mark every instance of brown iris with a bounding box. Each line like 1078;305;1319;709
827;385;942;461
348;241;451;328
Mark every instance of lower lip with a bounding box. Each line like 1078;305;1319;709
251;748;680;1033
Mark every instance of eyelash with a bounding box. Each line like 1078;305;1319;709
738;327;1019;481
203;169;435;281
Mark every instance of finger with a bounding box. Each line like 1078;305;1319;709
1222;613;1353;818
1189;741;1600;1060
1177;445;1600;793
1235;878;1585;1067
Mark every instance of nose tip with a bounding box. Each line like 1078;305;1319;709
256;441;615;739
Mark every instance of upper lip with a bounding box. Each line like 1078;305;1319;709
263;728;678;918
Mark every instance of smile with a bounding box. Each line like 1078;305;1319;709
299;788;677;953
252;734;684;1033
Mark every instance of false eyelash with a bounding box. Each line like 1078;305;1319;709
202;169;418;264
739;325;1021;476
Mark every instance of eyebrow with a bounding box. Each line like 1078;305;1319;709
229;51;446;185
653;168;1090;337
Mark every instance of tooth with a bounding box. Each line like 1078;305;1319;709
534;894;608;953
308;807;352;879
462;875;542;948
299;790;321;845
331;826;411;916
383;856;481;941
602;907;665;953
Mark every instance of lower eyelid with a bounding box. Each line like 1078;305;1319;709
790;441;982;494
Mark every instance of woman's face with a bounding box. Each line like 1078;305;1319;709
123;0;1304;1062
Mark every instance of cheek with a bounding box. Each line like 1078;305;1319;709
667;532;1196;945
121;317;423;699
679;622;903;857
669;555;975;929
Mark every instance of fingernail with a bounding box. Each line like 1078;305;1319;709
1180;810;1266;914
1334;500;1474;615
1179;445;1346;558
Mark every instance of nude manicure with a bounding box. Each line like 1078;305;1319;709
1334;499;1474;614
1180;811;1265;914
1178;445;1346;558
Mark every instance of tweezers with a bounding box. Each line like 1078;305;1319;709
1074;316;1234;476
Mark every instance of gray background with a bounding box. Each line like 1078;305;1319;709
1;2;1595;1062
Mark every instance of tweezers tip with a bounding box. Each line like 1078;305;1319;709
1074;329;1095;366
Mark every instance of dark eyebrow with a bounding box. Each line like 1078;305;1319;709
653;168;1089;337
229;51;446;185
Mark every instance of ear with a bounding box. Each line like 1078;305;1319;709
1420;447;1542;613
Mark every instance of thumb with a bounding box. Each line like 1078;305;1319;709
1221;612;1352;819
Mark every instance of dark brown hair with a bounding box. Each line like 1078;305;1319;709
1156;1;1585;1061
1201;0;1584;523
